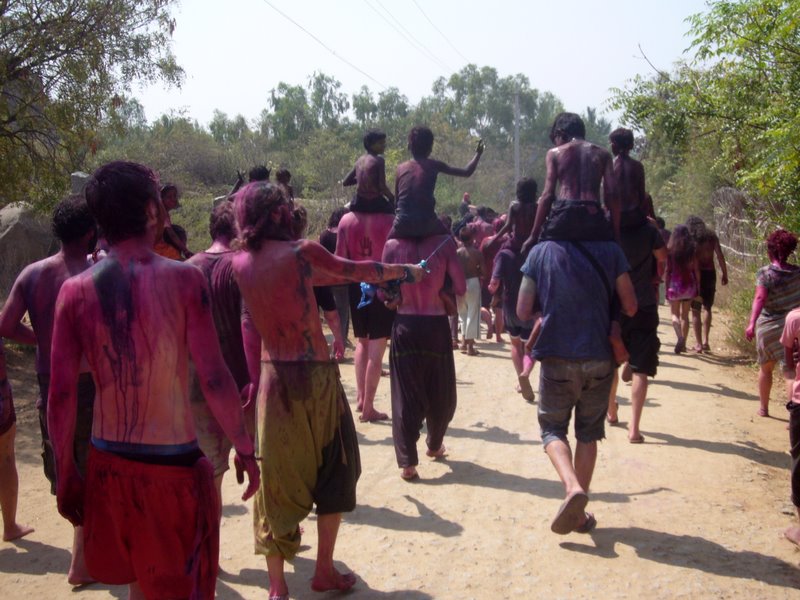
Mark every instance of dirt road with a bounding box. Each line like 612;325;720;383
2;305;799;598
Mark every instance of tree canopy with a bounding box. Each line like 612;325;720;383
0;0;182;205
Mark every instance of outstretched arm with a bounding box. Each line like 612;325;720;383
437;139;485;178
304;241;424;287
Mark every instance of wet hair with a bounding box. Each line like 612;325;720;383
51;195;96;244
248;165;271;182
609;128;634;153
363;129;387;152
85;161;159;244
327;205;349;229
550;112;585;144
767;229;798;263
233;182;291;251
516;178;538;204
667;225;696;269
209;201;236;241
276;168;291;184
408;126;434;158
655;216;666;229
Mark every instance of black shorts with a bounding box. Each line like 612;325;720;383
505;324;532;339
620;305;660;377
349;283;395;339
539;200;614;242
691;270;717;310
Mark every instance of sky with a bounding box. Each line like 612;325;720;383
135;0;710;127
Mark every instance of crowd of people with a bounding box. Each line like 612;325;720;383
0;114;797;599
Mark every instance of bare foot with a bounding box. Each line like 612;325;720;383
356;402;364;413
311;568;357;592
400;466;419;481
495;335;505;343
785;526;800;546
426;444;447;459
359;410;389;423
3;524;34;542
68;572;96;587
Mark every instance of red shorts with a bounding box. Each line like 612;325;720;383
83;447;219;599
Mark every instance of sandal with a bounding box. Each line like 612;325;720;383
574;512;597;534
757;407;769;417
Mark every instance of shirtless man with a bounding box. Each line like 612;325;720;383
686;216;728;352
609;128;653;227
335;208;395;422
0;195;96;583
383;231;465;480
47;161;259;599
186;201;253;506
523;112;620;252
490;178;539;253
230;182;424;598
154;184;193;260
0;339;34;542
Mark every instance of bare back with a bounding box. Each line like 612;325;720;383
509;201;536;246
553;140;613;203
53;253;207;445
335;211;393;261
382;235;466;316
612;154;646;213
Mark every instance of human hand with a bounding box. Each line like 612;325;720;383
721;273;729;285
240;383;255;410
234;450;261;501
56;469;85;527
404;264;427;283
745;324;755;341
476;139;485;155
332;339;345;361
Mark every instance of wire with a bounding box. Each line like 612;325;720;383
411;0;470;65
370;0;452;72
259;0;387;89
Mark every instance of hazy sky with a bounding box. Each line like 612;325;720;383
136;0;710;127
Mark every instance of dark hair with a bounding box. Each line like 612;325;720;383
516;178;538;203
767;229;798;263
85;161;159;244
327;205;349;229
550;112;585;144
609;128;634;153
408;126;434;158
275;168;291;184
290;205;308;240
160;183;178;197
459;224;475;243
655;216;666;229
52;195;96;244
668;224;696;268
248;165;271;182
363;129;387;152
685;215;714;243
233;182;291;251
209;201;236;241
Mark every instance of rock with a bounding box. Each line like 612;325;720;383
0;202;57;297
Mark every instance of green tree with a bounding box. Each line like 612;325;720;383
0;0;183;207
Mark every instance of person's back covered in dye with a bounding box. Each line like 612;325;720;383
343;129;395;214
391;126;484;239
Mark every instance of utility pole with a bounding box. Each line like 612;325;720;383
514;90;520;181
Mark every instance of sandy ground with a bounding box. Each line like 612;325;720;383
2;304;800;599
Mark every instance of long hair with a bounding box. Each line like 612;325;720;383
668;224;695;269
233;182;291;251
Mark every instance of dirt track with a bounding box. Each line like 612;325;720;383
2;305;799;599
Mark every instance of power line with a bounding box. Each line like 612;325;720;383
259;0;387;89
371;0;453;73
411;0;470;65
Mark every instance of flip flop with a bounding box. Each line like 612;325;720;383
629;434;645;444
757;407;769;417
359;412;389;423
574;512;597;534
702;343;711;353
551;491;589;535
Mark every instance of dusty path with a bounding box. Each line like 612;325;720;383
2;305;799;598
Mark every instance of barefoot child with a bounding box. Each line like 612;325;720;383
343;129;395;214
665;225;700;353
781;306;800;547
390;126;484;239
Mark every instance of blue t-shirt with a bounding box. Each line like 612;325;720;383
521;241;630;361
492;246;532;329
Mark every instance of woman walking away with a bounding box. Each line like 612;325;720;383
745;229;800;417
665;225;700;353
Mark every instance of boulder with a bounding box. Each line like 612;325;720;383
0;202;57;299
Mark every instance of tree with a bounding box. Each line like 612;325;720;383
308;72;349;129
0;0;183;206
